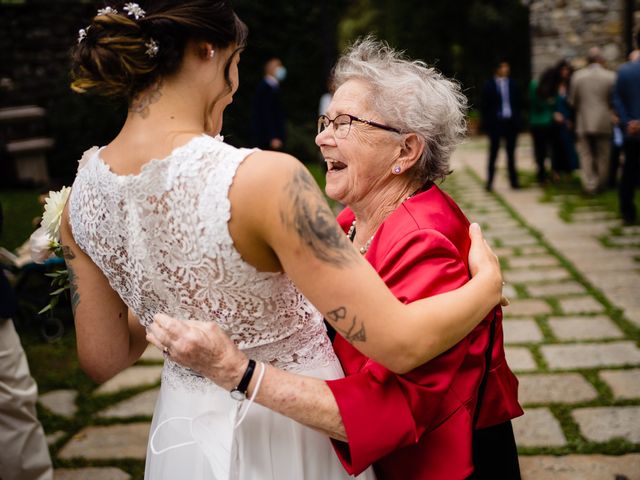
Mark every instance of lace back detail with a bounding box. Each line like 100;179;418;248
69;136;336;390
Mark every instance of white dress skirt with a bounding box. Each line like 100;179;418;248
145;361;376;480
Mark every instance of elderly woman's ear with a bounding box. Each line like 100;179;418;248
392;133;425;174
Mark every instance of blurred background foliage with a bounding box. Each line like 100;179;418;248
0;0;529;187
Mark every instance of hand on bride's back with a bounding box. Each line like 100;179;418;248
146;313;248;391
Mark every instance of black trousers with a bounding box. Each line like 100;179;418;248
487;120;519;189
619;138;640;223
531;125;552;183
468;420;521;479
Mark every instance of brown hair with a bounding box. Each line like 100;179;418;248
71;1;248;100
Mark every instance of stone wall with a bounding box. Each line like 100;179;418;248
529;0;638;78
0;3;95;107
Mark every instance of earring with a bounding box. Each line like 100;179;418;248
393;166;402;174
209;49;215;59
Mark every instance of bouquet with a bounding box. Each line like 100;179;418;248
29;186;72;314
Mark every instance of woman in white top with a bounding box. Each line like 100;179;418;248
61;2;504;478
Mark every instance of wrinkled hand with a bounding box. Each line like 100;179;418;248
467;223;509;307
146;313;248;391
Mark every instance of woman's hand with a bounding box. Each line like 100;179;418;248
146;313;248;391
467;223;508;307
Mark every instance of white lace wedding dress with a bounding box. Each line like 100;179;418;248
69;135;375;480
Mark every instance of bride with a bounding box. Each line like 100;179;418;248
61;2;504;479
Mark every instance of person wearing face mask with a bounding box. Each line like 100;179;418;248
250;56;287;150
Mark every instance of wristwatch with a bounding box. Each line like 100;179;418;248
230;359;256;401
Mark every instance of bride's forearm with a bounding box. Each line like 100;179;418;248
388;271;501;374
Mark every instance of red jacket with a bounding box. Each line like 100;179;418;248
326;185;522;479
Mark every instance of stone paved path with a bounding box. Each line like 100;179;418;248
42;137;639;479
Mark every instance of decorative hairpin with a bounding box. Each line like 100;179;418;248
123;3;146;20
97;6;118;16
145;38;159;58
77;27;89;44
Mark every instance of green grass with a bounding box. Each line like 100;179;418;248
0;189;42;251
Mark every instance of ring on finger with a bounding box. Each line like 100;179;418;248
162;345;171;358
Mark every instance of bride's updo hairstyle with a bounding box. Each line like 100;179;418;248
71;1;248;100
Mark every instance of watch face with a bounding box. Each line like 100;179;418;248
230;389;246;401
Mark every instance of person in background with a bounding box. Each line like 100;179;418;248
481;60;522;191
613;31;640;225
0;205;53;480
569;47;616;194
529;67;556;184
549;59;579;179
250;56;287;150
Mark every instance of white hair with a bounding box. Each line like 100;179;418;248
332;37;467;184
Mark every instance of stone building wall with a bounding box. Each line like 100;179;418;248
529;0;639;78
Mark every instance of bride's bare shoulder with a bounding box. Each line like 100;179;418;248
233;150;309;194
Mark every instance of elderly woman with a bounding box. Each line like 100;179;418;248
148;38;521;479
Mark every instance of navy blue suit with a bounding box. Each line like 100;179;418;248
250;78;286;150
613;60;640;223
481;77;522;190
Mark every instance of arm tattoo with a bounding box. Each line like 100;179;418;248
130;81;162;119
326;306;367;343
280;166;360;267
67;263;81;316
61;245;75;260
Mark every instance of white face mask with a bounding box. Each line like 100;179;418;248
274;65;287;82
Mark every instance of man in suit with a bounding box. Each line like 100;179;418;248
613;33;640;225
569;47;616;194
481;61;522;191
250;57;287;150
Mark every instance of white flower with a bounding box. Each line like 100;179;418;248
77;28;87;44
97;6;117;16
145;38;159;58
123;3;146;20
29;227;53;264
213;134;224;142
41;186;71;242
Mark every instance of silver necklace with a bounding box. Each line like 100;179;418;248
347;189;422;255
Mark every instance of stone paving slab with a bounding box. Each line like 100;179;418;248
58;423;149;460
558;296;605;314
608;236;640;247
526;281;587;297
39;390;77;417
94;365;163;395
599;369;640;399
541;341;640;370
571;211;618;222
519;454;640;480
517;373;598;405
518;245;549;255
139;345;164;362
505;347;538;371
54;467;131;480
505;268;570;284
572;406;640;443
502;283;518;299
505;299;552;317
499;235;541;247
548;317;624;341
98;388;159;418
512;408;567;447
503;319;544;344
507;255;560;269
46;431;65;446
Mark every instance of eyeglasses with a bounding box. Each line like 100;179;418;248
317;113;401;139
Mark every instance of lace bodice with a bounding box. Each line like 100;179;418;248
69;136;336;389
